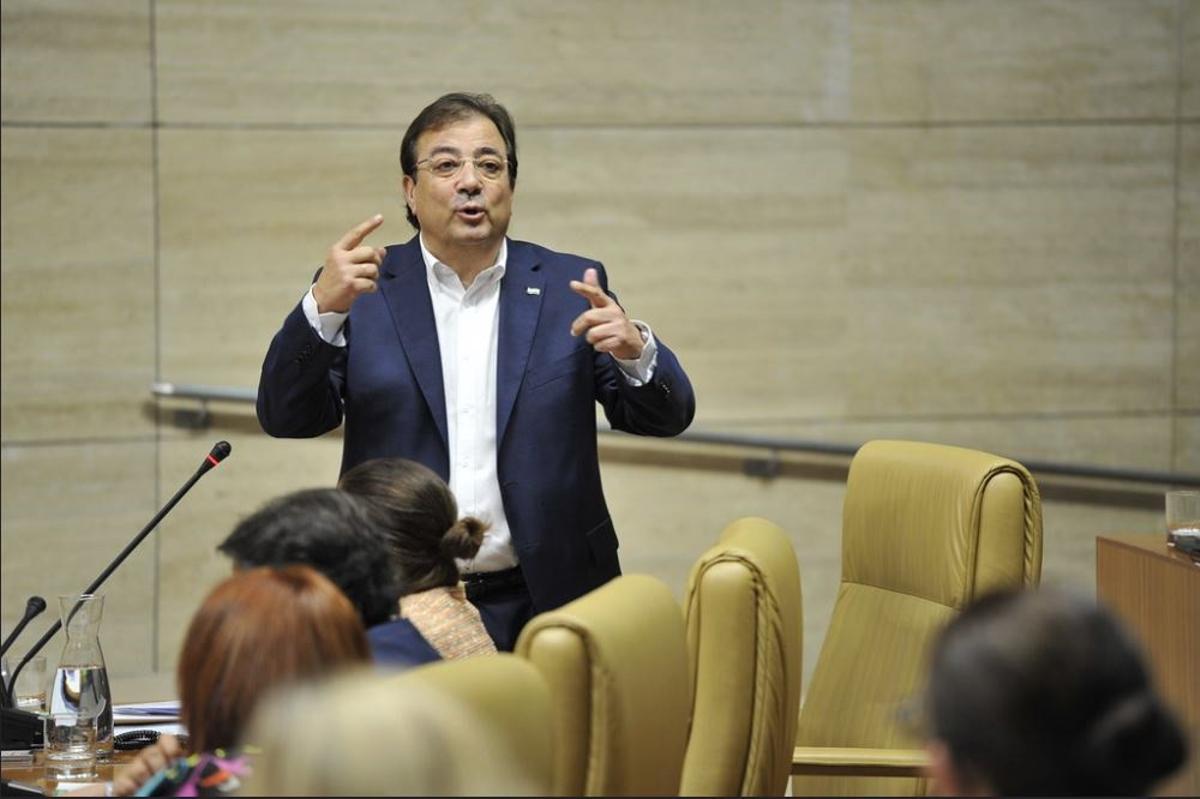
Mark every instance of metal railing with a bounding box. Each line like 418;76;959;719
151;381;1200;489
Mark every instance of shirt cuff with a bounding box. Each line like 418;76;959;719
612;321;658;386
301;286;349;347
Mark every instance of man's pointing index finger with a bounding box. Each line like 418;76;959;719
337;214;384;250
569;267;612;309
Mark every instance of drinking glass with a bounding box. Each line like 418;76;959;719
13;654;46;711
1166;490;1200;549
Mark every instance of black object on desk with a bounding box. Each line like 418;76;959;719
114;729;161;751
0;708;42;751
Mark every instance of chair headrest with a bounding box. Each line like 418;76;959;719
842;440;1042;607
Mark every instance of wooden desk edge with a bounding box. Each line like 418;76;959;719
1097;534;1199;570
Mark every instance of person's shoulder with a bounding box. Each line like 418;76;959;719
367;616;423;643
367;617;442;666
508;238;600;271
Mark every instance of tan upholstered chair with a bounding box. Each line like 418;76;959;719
680;517;803;796
515;574;690;797
394;653;555;792
792;440;1043;796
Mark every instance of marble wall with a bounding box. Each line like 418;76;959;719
2;0;1196;686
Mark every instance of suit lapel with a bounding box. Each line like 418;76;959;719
497;241;545;445
379;238;449;450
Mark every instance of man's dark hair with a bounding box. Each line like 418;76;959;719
218;488;400;627
399;92;518;230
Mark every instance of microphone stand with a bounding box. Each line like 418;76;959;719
0;599;47;711
1;442;230;750
1;598;46;660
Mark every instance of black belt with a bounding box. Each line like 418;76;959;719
462;565;526;595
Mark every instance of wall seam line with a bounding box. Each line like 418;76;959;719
1169;0;1184;472
149;0;163;674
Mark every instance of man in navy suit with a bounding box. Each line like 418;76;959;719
257;93;695;650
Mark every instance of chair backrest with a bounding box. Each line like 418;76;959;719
394;653;555;793
680;517;803;796
794;439;1042;796
515;574;690;797
244;658;552;795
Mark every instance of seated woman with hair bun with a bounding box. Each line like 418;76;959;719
924;588;1188;797
339;457;497;658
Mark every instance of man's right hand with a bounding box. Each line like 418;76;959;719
313;214;387;313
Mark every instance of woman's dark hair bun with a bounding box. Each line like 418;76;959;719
1079;692;1187;795
439;517;489;560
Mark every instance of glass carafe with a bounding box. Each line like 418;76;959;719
49;593;113;758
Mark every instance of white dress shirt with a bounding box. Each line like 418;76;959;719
301;236;657;573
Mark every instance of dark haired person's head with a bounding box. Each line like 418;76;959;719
177;565;369;755
399;92;518;231
338;458;488;594
925;589;1187;796
218;488;399;626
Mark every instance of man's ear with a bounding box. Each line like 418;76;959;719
402;174;416;211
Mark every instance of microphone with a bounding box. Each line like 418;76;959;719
4;441;232;707
0;597;46;659
199;440;232;475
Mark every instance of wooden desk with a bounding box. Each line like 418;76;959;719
2;750;137;794
1096;534;1200;797
2;672;177;794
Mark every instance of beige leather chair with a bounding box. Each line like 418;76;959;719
792;440;1043;796
246;657;552;795
680;517;803;796
515;574;690;796
395;653;555;792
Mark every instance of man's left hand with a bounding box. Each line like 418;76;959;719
569;268;644;360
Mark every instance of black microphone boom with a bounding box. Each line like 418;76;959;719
0;597;46;659
4;441;232;707
0;597;46;715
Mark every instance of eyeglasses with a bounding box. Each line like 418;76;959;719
415;155;508;181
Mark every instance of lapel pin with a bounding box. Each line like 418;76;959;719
526;286;541;296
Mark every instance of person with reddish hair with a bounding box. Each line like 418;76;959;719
109;565;370;796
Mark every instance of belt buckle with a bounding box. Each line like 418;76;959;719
464;570;490;586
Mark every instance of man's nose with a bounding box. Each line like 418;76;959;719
456;161;483;190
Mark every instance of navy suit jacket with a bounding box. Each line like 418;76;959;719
366;618;442;668
257;237;695;612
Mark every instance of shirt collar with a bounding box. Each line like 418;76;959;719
419;235;507;292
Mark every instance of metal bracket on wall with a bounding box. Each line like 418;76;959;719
153;382;251;431
743;449;782;479
171;402;211;430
